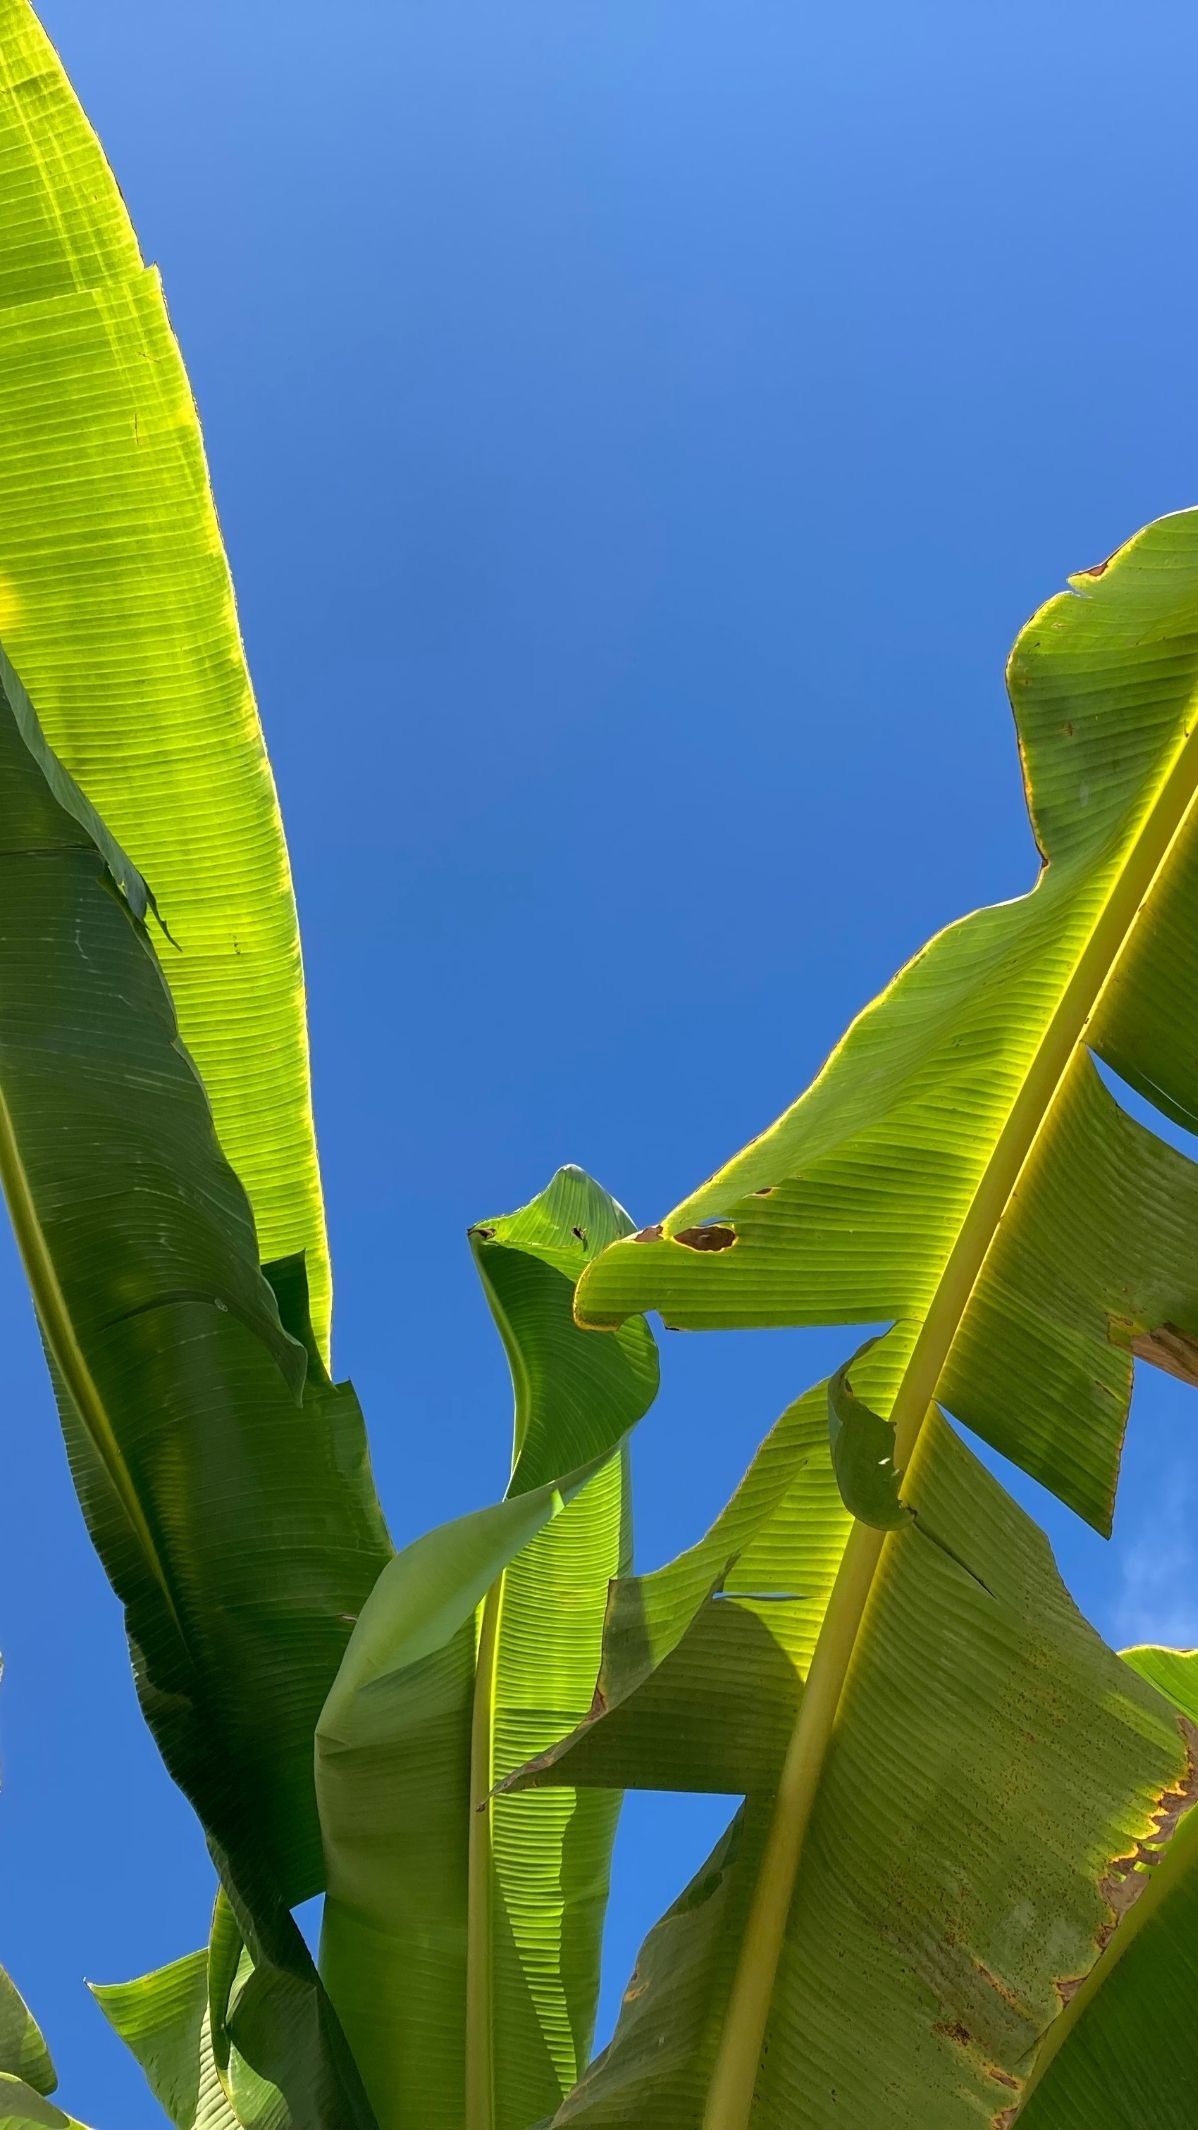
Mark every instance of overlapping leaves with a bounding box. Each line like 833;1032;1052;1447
578;513;1198;1536
514;1350;1198;2128
547;514;1198;2127
316;1169;657;2130
0;641;387;2123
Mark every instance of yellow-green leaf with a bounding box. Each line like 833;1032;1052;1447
1008;1648;1198;2130
571;512;1198;2126
0;1;330;1348
317;1170;658;2130
522;1355;1198;2130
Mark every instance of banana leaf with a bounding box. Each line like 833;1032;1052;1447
508;1346;1198;2128
94;1940;240;2130
0;0;331;1349
0;1967;92;2130
570;510;1198;2125
0;2078;92;2130
0;643;387;2122
316;1170;658;2130
501;1378;831;1799
96;1887;364;2130
1008;1648;1198;2130
0;1969;54;2104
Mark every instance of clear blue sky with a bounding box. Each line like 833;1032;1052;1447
6;3;1198;2121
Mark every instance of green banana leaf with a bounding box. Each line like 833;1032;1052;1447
0;1969;55;2103
0;2077;92;2130
1007;1648;1198;2130
571;510;1198;2124
0;644;388;2123
94;1940;240;2130
0;0;331;1350
510;1345;1198;2129
502;1378;832;1798
577;510;1198;1529
96;1887;359;2130
316;1170;658;2130
0;1965;93;2130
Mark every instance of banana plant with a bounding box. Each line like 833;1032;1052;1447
562;510;1198;2127
0;10;658;2125
0;602;657;2127
5;6;1198;2130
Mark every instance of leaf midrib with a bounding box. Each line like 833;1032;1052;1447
703;691;1198;2129
464;1238;523;2130
466;1572;504;2130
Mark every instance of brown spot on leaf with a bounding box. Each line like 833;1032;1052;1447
1080;554;1111;578
674;1224;737;1252
993;2109;1018;2130
753;1185;775;1196
1127;1321;1198;1388
1099;1712;1193;1917
934;2023;1023;2108
572;1225;588;1245
933;2021;973;2049
1052;1716;1198;1991
971;1956;1032;2021
470;1225;496;1242
633;1223;663;1244
1062;720;1074;736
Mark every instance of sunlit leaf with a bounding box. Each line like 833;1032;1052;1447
566;513;1198;2125
0;645;385;2124
523;1352;1196;2128
0;0;331;1348
317;1170;658;2130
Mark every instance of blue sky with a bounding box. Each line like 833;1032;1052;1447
7;2;1198;2121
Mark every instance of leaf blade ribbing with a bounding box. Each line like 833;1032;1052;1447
0;0;331;1349
522;1362;1198;2129
572;513;1198;2126
0;650;386;2125
317;1170;657;2130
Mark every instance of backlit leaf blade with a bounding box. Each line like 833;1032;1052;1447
0;2076;92;2130
526;1356;1198;2128
317;1170;657;2130
568;515;1198;2122
0;1969;55;2100
93;1946;240;2130
504;1379;828;1797
96;1894;359;2130
0;0;331;1349
1007;1649;1198;2130
578;512;1198;1537
0;653;385;2124
0;1971;94;2129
